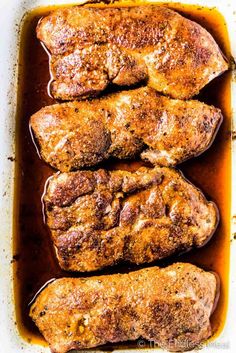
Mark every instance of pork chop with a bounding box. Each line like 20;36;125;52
37;5;228;100
30;87;222;172
44;166;218;272
30;263;219;353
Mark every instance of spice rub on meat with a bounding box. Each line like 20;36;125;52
36;5;228;100
30;87;223;172
43;166;218;272
30;263;219;353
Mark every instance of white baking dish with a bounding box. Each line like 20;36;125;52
0;0;236;352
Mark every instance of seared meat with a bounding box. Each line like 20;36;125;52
37;5;228;100
30;87;222;172
44;166;218;272
30;263;219;353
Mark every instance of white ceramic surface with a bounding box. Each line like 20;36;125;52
0;0;235;352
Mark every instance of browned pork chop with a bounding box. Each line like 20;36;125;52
30;263;219;353
37;5;228;100
44;166;218;272
30;87;222;172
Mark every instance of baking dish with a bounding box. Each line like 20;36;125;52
0;0;236;352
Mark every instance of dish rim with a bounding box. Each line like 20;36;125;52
0;0;236;352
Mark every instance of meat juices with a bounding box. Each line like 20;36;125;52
30;87;222;172
30;263;219;353
37;5;228;100
26;5;228;351
43;166;218;272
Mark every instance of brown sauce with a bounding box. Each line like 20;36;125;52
13;1;232;349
